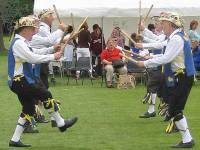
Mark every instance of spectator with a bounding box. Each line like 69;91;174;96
111;27;125;48
90;24;105;76
76;22;92;78
148;24;155;34
191;40;200;71
63;25;77;68
101;38;127;88
188;20;200;41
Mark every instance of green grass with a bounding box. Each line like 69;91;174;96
0;53;200;150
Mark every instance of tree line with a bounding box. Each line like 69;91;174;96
0;0;34;51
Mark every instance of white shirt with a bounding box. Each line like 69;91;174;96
143;28;166;42
142;28;167;51
142;40;167;50
31;22;63;48
144;29;185;72
13;34;55;76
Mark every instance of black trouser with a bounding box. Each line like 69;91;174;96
166;74;194;119
10;76;53;116
157;73;169;103
92;54;102;76
146;68;162;93
40;63;49;89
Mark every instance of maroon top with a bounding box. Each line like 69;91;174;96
90;32;106;55
78;29;91;48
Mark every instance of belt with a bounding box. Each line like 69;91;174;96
13;75;24;82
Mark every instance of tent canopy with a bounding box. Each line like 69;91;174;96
34;0;200;17
34;0;200;41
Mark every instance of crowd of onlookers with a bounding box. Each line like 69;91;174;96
60;19;200;87
188;20;200;72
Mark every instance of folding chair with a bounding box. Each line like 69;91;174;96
127;59;146;85
49;57;65;84
67;57;93;85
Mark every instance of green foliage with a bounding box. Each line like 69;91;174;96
0;0;34;30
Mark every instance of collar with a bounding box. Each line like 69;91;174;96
40;22;50;30
14;34;29;44
168;28;182;40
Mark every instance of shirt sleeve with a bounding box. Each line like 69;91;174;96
143;28;165;41
32;46;54;55
13;40;55;64
39;26;64;45
144;35;184;68
142;40;167;50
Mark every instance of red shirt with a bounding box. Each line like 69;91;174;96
100;48;122;62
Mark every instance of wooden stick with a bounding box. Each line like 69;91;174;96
144;4;154;22
122;49;145;58
59;19;85;44
138;0;142;34
120;29;136;45
70;13;75;30
59;28;68;44
53;4;62;24
60;17;87;46
119;53;138;64
63;28;84;47
76;16;88;32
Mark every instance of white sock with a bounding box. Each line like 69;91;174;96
38;102;44;115
148;93;156;113
49;110;65;127
50;116;55;121
175;116;192;143
11;117;26;142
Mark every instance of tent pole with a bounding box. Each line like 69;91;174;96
101;16;104;51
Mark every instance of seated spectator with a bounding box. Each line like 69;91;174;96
101;38;127;88
191;40;200;71
188;20;200;41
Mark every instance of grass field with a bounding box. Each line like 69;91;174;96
0;52;200;150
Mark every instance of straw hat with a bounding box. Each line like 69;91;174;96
159;12;183;27
14;16;38;30
38;9;54;19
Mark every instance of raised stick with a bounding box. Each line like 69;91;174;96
76;16;88;32
120;29;136;45
144;4;154;22
53;4;62;24
138;0;142;34
70;13;75;30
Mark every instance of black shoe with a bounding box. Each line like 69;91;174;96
139;112;156;118
59;117;78;132
36;115;49;123
171;140;195;148
9;140;31;147
51;120;57;127
23;125;39;133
